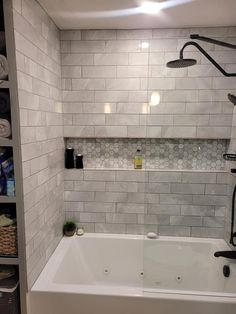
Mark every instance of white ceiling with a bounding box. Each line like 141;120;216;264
38;0;236;29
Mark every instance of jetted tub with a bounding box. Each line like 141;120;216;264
28;233;236;314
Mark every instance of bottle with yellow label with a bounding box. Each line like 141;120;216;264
134;149;142;169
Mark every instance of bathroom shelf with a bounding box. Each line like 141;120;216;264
65;168;227;173
0;80;9;88
0;257;19;265
0;138;13;146
0;195;16;202
1;1;27;314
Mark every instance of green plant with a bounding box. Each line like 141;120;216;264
63;221;76;233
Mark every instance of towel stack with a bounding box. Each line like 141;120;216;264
0;92;11;138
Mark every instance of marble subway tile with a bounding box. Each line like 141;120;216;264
170;216;202;227
82;66;116;78
106;213;137;224
95;192;127;203
191;227;224;238
74;181;106;192
148;204;181;215
94;126;128;137
64;191;95;202
84;202;116;213
60;30;81;40
80;212;106;223
181;205;215;216
149;171;182;183
126;224;158;235
71;41;106;53
203;217;225;228
61;53;94;65
82;30;117;40
182;172;216;183
159;226;191;237
94;53;129;65
205;184;228;195
117;29;152;40
95;223;126;233
117;203;146;214
171;183;205;194
160;194;193;205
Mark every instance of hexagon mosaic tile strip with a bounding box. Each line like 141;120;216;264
66;138;228;170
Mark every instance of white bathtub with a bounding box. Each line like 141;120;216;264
28;233;236;314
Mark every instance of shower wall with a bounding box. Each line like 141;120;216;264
62;27;236;238
61;27;235;139
12;0;64;288
65;168;227;238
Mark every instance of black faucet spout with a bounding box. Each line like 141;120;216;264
214;251;236;259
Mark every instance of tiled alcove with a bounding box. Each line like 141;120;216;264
66;138;228;170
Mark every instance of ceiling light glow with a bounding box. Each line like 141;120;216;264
140;1;161;14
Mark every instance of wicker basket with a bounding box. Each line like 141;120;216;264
0;225;17;256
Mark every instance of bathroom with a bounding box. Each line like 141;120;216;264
0;0;236;313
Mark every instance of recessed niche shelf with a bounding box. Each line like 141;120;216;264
65;168;227;173
66;138;228;171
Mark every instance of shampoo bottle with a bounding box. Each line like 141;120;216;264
134;149;142;169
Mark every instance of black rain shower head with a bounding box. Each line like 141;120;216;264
166;58;196;68
228;94;236;106
166;36;236;77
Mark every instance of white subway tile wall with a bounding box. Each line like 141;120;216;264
65;169;228;238
13;0;64;288
61;28;236;139
66;138;227;170
10;1;236;287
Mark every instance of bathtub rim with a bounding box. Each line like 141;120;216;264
31;233;235;302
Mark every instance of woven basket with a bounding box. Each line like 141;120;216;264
0;225;17;256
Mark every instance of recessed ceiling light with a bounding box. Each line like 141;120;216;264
140;1;161;14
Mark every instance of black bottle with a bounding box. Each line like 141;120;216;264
65;147;74;169
76;154;83;169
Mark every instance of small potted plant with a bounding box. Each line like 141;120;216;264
63;221;77;237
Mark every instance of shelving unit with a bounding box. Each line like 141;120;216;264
0;1;27;314
0;195;16;202
0;80;10;88
0;138;13;146
0;257;19;265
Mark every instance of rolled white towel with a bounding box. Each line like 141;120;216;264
0;118;11;138
0;54;8;80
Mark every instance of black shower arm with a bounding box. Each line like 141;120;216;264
190;34;236;50
180;41;236;77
